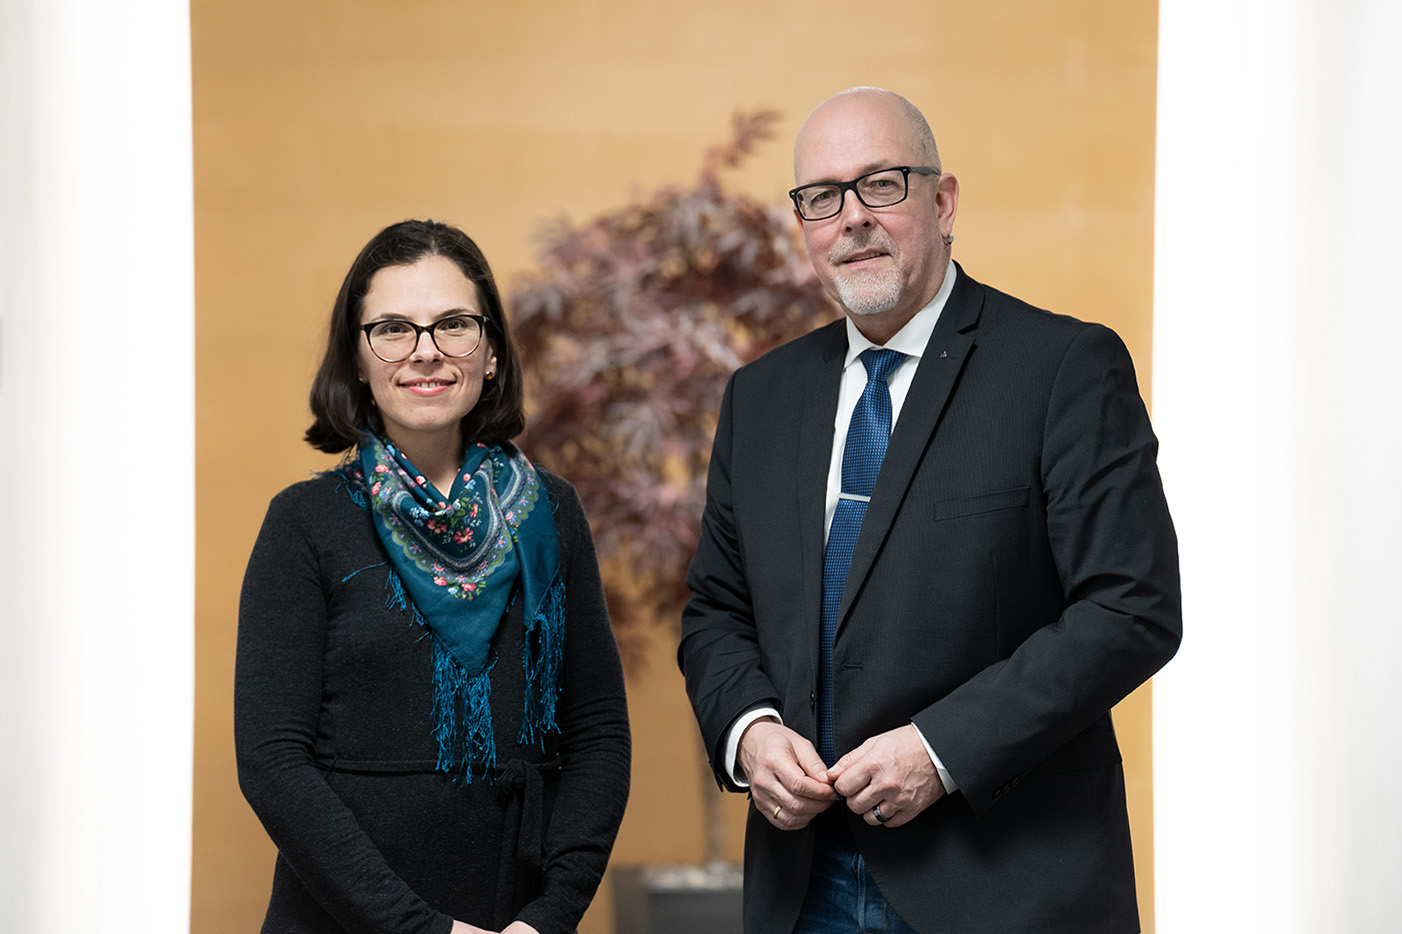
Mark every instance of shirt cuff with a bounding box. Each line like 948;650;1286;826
724;706;782;787
910;721;958;794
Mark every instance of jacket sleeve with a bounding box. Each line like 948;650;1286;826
234;489;454;934
913;323;1182;815
515;477;632;934
678;373;784;791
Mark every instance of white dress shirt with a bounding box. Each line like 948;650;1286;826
725;261;960;794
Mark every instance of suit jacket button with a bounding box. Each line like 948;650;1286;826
809;692;816;711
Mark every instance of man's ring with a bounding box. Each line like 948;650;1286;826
873;804;892;824
773;804;782;820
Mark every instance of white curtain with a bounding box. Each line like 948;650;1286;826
1153;0;1402;929
0;1;194;931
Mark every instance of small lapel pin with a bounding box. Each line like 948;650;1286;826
940;350;949;358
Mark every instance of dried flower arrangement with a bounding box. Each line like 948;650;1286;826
510;110;837;657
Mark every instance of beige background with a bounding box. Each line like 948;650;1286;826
191;2;1160;931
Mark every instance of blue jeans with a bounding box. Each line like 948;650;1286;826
793;822;919;934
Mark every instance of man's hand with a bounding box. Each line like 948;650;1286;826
828;724;946;828
738;718;838;830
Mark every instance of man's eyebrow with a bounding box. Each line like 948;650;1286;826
798;162;899;186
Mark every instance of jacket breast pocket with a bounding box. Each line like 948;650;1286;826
932;485;1030;521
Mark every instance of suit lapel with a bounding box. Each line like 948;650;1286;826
799;323;847;666
838;269;983;626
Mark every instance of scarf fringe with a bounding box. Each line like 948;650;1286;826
332;466;370;511
519;574;566;747
432;638;497;782
385;570;408;612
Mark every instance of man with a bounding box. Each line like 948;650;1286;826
679;87;1181;934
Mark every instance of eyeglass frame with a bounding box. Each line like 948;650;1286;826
788;165;940;221
359;313;493;363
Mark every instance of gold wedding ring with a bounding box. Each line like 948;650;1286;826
773;804;782;819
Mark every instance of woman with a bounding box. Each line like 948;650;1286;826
236;219;630;934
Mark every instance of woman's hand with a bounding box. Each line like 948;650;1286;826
450;922;494;934
450;920;541;934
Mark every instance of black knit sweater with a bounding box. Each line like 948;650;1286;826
235;469;630;934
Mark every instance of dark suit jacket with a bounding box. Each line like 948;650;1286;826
680;266;1181;934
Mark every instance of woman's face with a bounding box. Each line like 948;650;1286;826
356;254;498;453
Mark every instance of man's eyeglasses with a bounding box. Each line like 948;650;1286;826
360;314;490;363
789;166;939;221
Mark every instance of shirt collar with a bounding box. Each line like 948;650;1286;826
843;259;957;367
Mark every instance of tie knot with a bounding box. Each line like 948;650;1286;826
859;348;906;384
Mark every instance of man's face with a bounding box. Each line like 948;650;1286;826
793;92;956;336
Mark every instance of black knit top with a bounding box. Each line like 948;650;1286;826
235;469;630;934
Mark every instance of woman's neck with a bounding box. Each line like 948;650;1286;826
383;428;463;497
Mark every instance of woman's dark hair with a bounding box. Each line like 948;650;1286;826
305;219;525;454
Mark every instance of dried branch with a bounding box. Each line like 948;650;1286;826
510;109;836;647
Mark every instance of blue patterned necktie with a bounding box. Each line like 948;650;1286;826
819;348;906;765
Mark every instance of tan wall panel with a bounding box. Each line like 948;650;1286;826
193;2;1158;931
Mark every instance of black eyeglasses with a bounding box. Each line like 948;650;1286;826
789;166;939;221
360;314;490;363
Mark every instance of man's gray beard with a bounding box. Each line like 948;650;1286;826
835;266;903;316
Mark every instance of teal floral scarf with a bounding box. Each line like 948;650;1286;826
357;436;565;779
